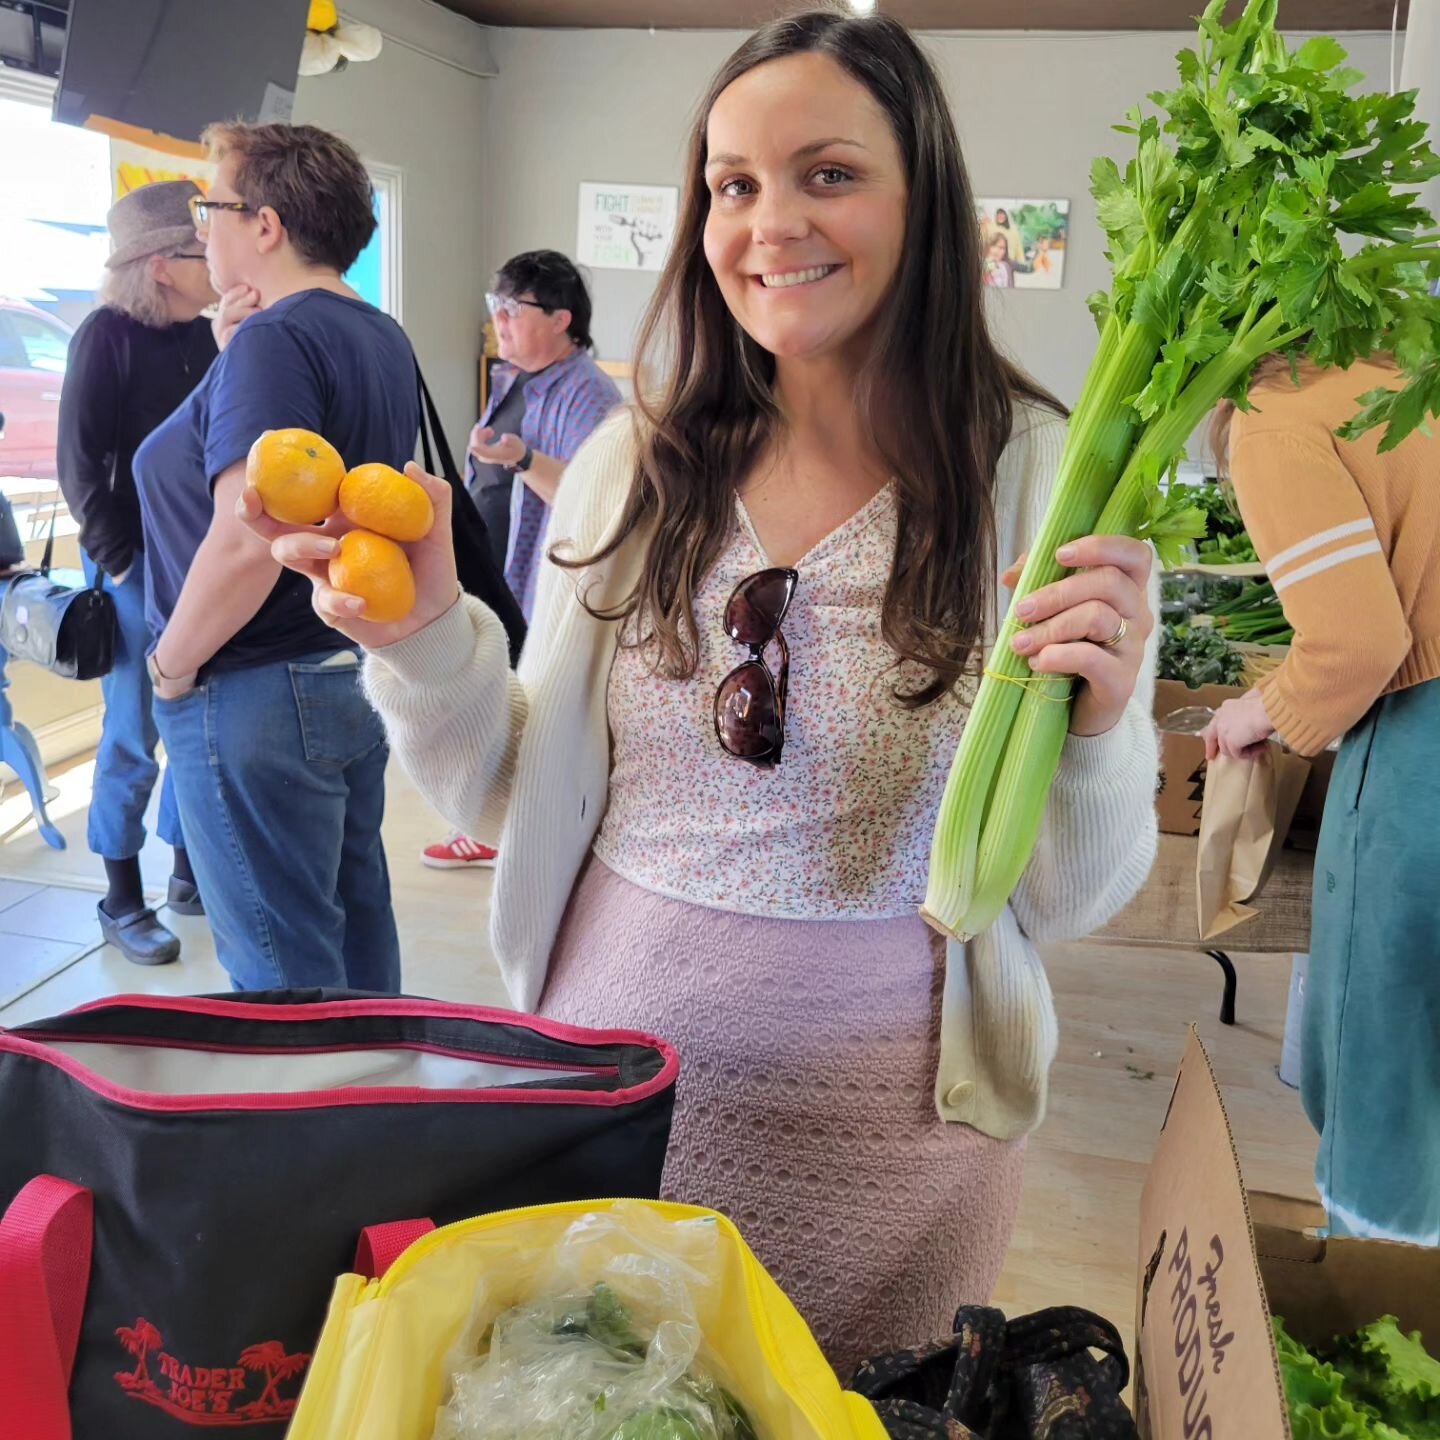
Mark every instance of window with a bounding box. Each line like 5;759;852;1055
345;164;402;320
0;92;106;486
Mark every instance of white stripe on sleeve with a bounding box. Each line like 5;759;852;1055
1271;538;1384;592
1266;516;1376;575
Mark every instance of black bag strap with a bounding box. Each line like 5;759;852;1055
417;368;461;487
1003;1306;1130;1377
37;500;105;593
411;361;527;665
39;505;56;577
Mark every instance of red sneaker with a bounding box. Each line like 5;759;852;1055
421;834;499;870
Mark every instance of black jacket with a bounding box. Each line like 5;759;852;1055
56;306;217;576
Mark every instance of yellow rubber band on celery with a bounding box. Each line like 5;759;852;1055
981;668;1074;702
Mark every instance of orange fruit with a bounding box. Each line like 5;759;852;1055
328;530;416;624
337;463;434;543
248;429;344;526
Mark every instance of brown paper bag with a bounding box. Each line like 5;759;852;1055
1196;748;1311;940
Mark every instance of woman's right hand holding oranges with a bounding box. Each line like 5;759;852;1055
237;429;461;649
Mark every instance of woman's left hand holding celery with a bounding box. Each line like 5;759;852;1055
1003;534;1154;738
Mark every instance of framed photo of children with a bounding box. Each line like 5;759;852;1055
976;198;1070;290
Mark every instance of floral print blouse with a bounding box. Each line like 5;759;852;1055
593;486;975;919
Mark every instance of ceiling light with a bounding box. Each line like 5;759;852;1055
849;0;878;13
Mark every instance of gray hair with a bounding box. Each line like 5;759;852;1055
98;255;171;329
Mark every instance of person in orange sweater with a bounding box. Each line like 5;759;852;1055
1204;355;1440;1246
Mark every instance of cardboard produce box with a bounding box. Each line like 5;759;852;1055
1134;1031;1440;1440
1152;678;1336;844
1153;679;1247;836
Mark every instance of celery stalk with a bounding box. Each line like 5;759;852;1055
921;320;1159;933
923;0;1440;943
938;313;1300;941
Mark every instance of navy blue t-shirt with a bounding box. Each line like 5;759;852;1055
134;289;420;672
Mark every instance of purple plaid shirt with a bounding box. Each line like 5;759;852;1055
477;349;621;620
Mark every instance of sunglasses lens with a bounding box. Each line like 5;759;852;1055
725;569;795;645
715;660;782;764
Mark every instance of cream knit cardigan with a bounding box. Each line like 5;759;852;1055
364;406;1159;1140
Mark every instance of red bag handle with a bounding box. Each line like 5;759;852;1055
0;1176;94;1440
354;1218;434;1281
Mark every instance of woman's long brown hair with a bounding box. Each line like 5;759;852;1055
559;8;1063;705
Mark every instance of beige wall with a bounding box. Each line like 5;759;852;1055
482;26;1397;408
292;11;492;448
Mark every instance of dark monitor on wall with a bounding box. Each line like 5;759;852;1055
54;0;309;143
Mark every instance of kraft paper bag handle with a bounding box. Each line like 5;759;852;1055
0;1175;95;1440
1196;748;1310;940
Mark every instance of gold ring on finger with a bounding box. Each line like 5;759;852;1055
1099;617;1128;649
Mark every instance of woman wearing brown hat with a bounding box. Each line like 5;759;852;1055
56;179;218;965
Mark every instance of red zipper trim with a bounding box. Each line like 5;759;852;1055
0;998;680;1113
58;993;659;1053
0;1033;676;1113
21;1031;621;1076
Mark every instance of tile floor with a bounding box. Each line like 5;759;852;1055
0;879;101;1008
0;751;506;1027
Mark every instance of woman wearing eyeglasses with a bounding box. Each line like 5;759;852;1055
249;12;1158;1369
135;123;411;996
422;251;620;873
56;180;217;966
470;251;621;620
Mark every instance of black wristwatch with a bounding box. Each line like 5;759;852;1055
511;443;534;474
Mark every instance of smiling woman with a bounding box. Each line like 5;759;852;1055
571;21;1067;703
268;8;1161;1372
704;118;901;363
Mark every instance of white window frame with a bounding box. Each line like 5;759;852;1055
366;161;403;324
2;78;405;323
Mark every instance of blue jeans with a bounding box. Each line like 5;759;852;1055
82;551;182;861
153;652;401;993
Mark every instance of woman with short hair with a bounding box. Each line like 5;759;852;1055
426;250;620;873
467;250;620;620
137;123;415;993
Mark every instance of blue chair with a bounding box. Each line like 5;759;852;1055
0;572;69;851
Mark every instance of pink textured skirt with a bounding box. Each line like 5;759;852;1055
538;856;1026;1377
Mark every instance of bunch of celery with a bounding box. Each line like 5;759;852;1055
924;0;1440;941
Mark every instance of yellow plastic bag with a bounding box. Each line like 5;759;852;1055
289;1199;886;1440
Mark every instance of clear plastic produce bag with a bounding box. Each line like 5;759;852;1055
432;1202;759;1440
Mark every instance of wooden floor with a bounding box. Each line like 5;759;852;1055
0;755;1314;1364
993;938;1312;1357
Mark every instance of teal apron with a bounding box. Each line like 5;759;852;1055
1302;674;1440;1243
